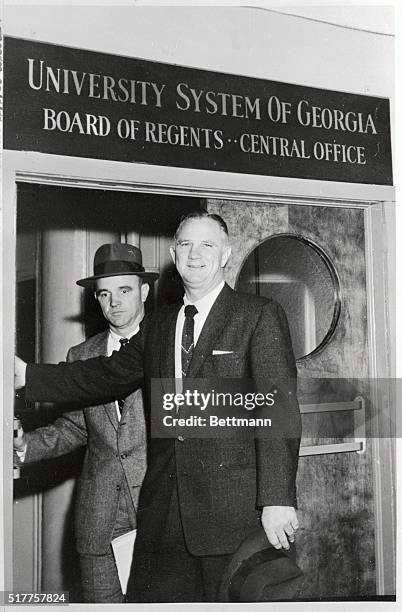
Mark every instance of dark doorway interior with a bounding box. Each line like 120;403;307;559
14;183;203;599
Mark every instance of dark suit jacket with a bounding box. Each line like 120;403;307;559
24;330;146;555
26;284;301;557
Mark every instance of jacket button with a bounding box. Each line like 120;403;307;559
169;473;176;479
177;435;184;442
120;453;127;459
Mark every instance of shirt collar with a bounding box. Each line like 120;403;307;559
109;327;139;344
183;280;225;316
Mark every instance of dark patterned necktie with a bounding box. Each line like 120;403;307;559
181;305;198;378
117;337;129;415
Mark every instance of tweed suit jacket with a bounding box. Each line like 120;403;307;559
26;284;301;557
24;330;147;555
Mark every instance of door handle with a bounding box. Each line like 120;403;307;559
299;396;366;456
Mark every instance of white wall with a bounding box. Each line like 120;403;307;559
3;5;394;97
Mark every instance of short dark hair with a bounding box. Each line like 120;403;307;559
175;211;229;239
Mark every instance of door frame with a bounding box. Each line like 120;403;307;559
2;151;395;595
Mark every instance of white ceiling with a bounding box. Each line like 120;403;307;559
265;4;395;36
2;1;397;36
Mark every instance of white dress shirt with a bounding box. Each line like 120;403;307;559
174;280;225;381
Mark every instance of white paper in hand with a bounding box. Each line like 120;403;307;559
111;529;137;595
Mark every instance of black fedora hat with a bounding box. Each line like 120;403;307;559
76;243;159;288
219;528;304;602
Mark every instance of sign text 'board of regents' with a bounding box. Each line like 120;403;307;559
4;37;392;185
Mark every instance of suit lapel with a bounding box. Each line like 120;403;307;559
104;399;119;430
97;331;119;430
187;284;233;378
160;304;182;383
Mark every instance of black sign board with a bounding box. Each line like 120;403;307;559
4;37;393;185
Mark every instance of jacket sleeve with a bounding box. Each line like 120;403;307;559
251;300;301;508
24;409;88;463
25;326;145;406
24;346;88;463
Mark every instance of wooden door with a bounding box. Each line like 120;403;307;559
207;198;379;599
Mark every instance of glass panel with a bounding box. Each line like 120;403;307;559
236;234;341;360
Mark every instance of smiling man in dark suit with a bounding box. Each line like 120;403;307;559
14;243;158;603
15;212;301;602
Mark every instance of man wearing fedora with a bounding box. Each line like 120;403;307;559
14;243;158;603
15;212;301;602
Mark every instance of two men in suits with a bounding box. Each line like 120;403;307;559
15;212;301;602
14;243;158;603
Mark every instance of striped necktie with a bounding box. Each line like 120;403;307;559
181;305;198;378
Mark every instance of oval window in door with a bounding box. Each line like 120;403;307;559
235;234;341;360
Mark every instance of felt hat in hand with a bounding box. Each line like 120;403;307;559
219;528;304;602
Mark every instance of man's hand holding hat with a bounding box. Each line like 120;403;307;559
261;505;299;550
